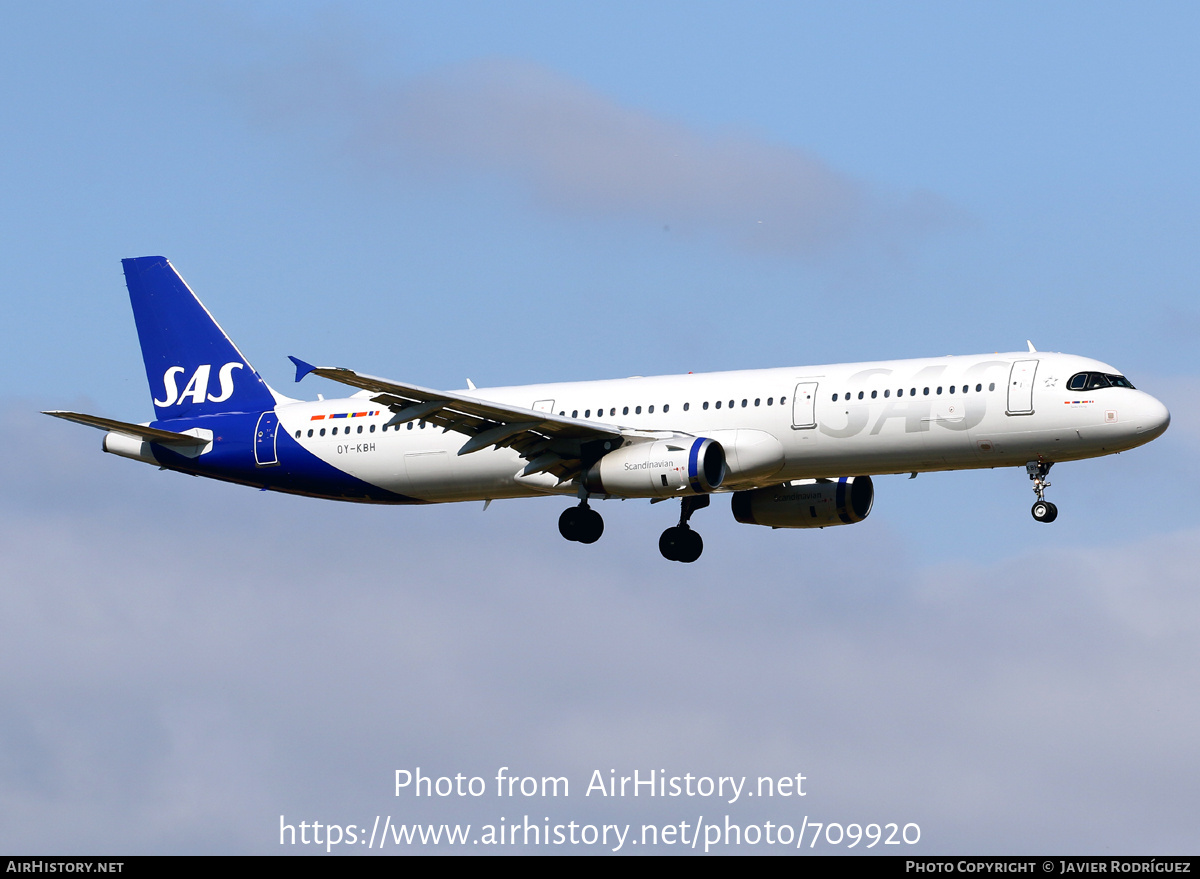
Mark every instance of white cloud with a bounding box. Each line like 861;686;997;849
239;51;960;260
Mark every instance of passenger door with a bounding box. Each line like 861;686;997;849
1006;360;1038;415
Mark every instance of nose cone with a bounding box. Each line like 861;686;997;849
1135;394;1170;441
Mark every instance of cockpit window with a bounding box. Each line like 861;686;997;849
1067;372;1136;391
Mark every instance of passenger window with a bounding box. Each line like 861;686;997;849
949;386;955;394
871;390;877;399
572;410;578;418
832;393;839;401
320;428;326;436
307;429;313;437
635;406;642;414
780;397;786;405
408;422;413;430
703;402;709;410
294;430;301;438
683;403;689;411
623;406;629;415
648;405;655;414
584;409;590;418
754;398;760;406
987;383;994;391
857;391;864;400
910;388;916;396
357;425;363;434
729;400;734;408
936;387;942;395
741;399;748;407
370;424;375;433
767;398;774;405
663;404;669;413
897;389;903;397
715;400;722;409
884;389;890;398
922;387;929;396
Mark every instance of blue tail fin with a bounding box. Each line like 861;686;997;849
123;256;277;420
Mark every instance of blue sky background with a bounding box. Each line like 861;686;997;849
2;1;1198;853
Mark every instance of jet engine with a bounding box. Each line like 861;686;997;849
731;476;874;528
584;437;726;498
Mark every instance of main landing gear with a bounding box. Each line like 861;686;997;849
1026;460;1058;523
659;496;709;563
559;500;604;544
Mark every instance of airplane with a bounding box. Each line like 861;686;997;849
46;256;1171;563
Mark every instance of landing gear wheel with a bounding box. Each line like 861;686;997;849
560;504;604;543
577;507;604;544
659;526;703;562
677;528;703;563
559;506;582;541
659;526;683;561
1031;501;1058;523
659;495;711;562
1025;461;1058;524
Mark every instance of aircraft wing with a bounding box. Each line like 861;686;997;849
42;411;211;448
289;357;624;480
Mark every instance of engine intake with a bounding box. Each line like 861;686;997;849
731;476;873;528
584;437;725;498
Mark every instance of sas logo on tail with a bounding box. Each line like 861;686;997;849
154;363;243;407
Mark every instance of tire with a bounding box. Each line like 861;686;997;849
677;529;704;563
558;507;580;541
577;508;604;544
1032;501;1053;522
1042;501;1058;523
659;527;682;561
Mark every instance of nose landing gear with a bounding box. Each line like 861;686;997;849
660;495;709;563
1026;461;1058;523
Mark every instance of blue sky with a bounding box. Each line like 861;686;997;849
2;1;1198;853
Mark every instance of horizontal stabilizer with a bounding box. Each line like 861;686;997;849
42;411;211;447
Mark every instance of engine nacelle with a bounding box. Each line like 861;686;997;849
584;437;726;498
731;476;874;528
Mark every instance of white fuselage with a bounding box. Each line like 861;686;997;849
274;350;1170;503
